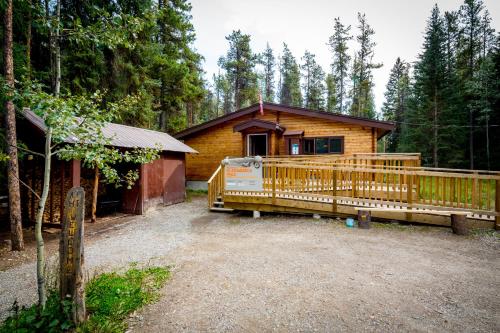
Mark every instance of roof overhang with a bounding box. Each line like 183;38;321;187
22;109;198;154
174;102;395;140
233;119;285;133
283;130;304;136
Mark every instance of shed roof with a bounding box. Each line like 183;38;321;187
23;109;197;154
174;102;395;140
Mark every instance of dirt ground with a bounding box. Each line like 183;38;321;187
1;196;499;332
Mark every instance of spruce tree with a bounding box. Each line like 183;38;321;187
325;74;337;112
328;17;352;113
279;43;302;107
349;13;382;118
261;43;275;102
458;0;484;169
402;5;462;167
382;58;410;152
218;30;258;111
301;51;325;110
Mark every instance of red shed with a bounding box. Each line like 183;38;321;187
19;110;197;224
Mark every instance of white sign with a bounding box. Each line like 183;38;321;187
225;164;263;191
291;143;299;155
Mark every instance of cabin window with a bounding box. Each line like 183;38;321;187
303;139;315;154
302;137;344;155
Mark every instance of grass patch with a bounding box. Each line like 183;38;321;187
186;189;207;202
0;266;170;333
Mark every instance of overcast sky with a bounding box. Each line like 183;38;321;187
190;0;500;114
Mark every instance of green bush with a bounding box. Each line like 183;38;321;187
1;266;170;333
0;292;74;333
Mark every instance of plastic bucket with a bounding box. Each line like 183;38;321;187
345;218;355;228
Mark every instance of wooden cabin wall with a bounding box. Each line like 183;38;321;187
182;109;376;181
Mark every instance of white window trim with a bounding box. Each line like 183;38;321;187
247;133;268;156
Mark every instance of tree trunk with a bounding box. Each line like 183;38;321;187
4;0;25;251
54;0;61;96
35;127;52;308
26;0;32;80
433;86;439;168
91;167;99;223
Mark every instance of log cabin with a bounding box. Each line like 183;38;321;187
174;102;395;189
17;109;197;226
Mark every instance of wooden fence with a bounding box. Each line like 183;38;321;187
208;154;500;229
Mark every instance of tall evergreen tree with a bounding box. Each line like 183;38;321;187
279;43;302;107
382;58;410;152
401;5;463;167
301;51;325;110
325;73;337;112
349;13;382;118
458;0;484;169
328;17;352;113
3;0;24;251
218;30;258;111
261;43;275;102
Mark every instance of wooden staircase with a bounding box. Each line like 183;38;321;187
207;165;233;212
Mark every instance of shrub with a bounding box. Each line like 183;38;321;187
1;266;170;333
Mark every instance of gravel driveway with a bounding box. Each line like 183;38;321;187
1;196;499;332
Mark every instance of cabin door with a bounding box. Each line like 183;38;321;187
247;133;268;156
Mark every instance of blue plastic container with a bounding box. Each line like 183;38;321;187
345;217;355;228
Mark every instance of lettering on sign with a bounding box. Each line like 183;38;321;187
59;187;86;323
225;164;263;191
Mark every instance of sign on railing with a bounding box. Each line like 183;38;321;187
223;156;263;191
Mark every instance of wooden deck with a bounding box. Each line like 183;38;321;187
208;154;500;229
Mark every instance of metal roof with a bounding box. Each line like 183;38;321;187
23;109;197;154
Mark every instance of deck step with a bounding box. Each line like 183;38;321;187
213;201;225;206
210;207;234;213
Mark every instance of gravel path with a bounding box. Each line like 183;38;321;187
1;197;499;332
0;198;207;320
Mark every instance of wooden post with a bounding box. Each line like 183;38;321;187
60;187;86;324
70;159;80;187
451;214;469;236
358;210;371;229
272;164;276;205
332;169;337;213
221;163;225;203
90;168;99;223
406;172;413;222
60;160;65;223
496;179;500;230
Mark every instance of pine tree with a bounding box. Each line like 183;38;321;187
401;5;462;167
279;43;302;107
458;0;484;169
349;13;382;119
3;0;25;251
328;17;351;113
261;43;275;102
218;30;258;111
301;51;325;110
325;74;337;112
381;58;410;152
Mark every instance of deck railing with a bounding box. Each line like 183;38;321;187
207;154;500;228
207;165;223;209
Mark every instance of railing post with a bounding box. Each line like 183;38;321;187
495;179;500;230
221;164;225;204
406;171;413;222
272;164;276;205
332;169;337;213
